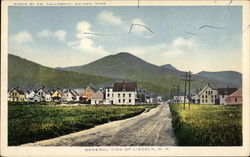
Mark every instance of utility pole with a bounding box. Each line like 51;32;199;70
182;72;188;110
187;71;195;110
172;85;176;103
176;85;180;105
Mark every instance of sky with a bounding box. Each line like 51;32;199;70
8;6;242;73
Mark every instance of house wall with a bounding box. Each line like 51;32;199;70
105;88;113;104
219;95;228;105
227;96;242;105
45;94;52;102
199;87;218;104
9;89;25;102
113;91;136;105
83;88;95;100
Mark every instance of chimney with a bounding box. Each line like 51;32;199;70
16;86;19;90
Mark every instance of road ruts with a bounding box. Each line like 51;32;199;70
22;102;176;146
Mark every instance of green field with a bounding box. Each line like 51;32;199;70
169;103;242;146
8;102;157;146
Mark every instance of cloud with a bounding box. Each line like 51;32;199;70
172;37;194;48
37;30;52;37
10;31;33;44
115;36;197;59
37;29;67;41
54;30;66;41
67;21;108;55
68;38;107;54
75;21;93;38
97;10;123;25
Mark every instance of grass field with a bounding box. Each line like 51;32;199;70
169;103;242;146
8;102;157;146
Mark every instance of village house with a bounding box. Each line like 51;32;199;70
113;81;137;105
199;83;219;105
91;90;104;105
82;84;98;101
8;87;26;102
173;95;189;103
62;89;78;102
226;88;242;105
191;89;201;104
217;87;238;105
34;87;51;102
25;90;36;102
51;89;62;102
104;87;113;104
136;89;146;103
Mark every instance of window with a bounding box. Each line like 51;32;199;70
206;91;207;94
211;99;213;103
123;94;125;98
202;95;204;98
123;99;125;103
129;99;131;103
202;100;204;103
211;95;213;98
205;100;207;103
222;95;224;98
129;93;131;97
118;99;121;103
205;95;207;98
107;93;110;97
211;91;213;94
118;94;120;98
215;95;217;98
235;98;237;102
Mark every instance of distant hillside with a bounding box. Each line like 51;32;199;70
9;53;241;98
8;54;116;90
60;52;184;80
195;71;242;87
59;52;240;94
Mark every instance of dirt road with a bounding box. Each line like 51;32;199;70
23;102;176;146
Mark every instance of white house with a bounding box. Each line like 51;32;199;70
199;83;218;105
113;82;137;105
25;90;36;102
62;89;78;102
191;89;201;104
104;87;113;104
33;95;43;102
173;96;189;103
35;87;48;102
91;90;104;105
45;92;52;102
217;87;238;105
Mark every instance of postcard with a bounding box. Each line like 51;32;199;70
1;0;250;156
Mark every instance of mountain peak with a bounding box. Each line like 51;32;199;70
115;52;136;57
161;64;178;71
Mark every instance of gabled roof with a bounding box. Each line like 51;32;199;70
217;88;238;95
9;88;25;95
85;86;99;93
92;90;104;99
113;82;137;92
37;87;51;95
74;88;86;95
198;83;215;95
70;90;79;96
228;89;242;98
